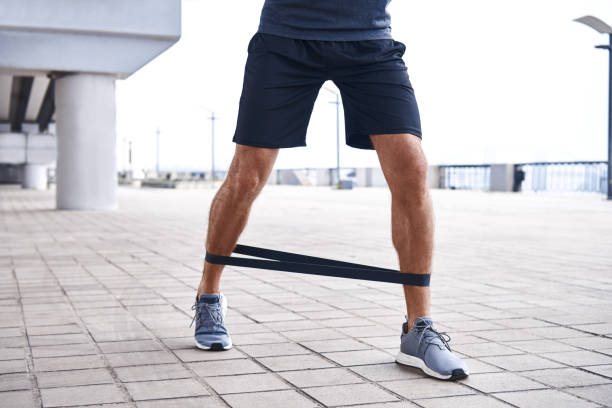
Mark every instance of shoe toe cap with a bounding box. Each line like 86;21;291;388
195;333;232;348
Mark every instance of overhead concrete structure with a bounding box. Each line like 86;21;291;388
0;0;181;209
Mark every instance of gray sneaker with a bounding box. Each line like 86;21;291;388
189;293;232;350
395;316;469;380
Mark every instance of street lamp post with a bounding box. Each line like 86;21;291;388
202;106;218;188
210;111;216;183
322;86;341;186
155;126;160;176
575;16;612;200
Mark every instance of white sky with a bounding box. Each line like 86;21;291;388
116;0;612;173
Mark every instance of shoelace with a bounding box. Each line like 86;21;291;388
189;301;223;328
415;321;452;352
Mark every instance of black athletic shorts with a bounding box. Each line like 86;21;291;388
233;32;422;150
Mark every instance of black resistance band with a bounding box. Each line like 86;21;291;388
205;244;430;286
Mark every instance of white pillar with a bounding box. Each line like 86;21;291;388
22;164;47;189
55;74;117;210
490;164;514;192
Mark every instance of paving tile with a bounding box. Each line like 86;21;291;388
188;358;265;377
105;351;176;367
238;342;310;357
205;373;290;394
462;372;547;393
565;384;612;406
1;390;35;408
0;360;27;374
525;327;592;339
323;350;394;366
582;364;612;378
0;337;25;348
28;333;91;347
452;342;524;358
416;394;511;408
257;353;335;371
0;347;25;360
304;383;398;406
521;367;612;388
229;331;287;346
0;327;23;338
282;328;346;342
349;363;423;381
135;396;226;407
300;338;370;353
345;403;418;408
40;383;126;407
540;350;612;366
495;389;599;408
480;354;565;371
36;368;114;388
115;363;192;382
27;324;83;336
280;367;364;387
263;320;323;332
222;389;317;408
98;339;162;354
472;329;542;342
125;378;209;401
460;358;504;374
356;336;400;349
174;347;245;362
34;354;106;371
380;378;475;399
336;325;397;338
159;337;194;350
503;339;579;354
0;373;31;391
31;343;98;358
247;312;304;323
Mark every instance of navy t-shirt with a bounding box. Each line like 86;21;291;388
257;0;392;41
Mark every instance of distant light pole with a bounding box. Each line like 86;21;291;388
322;86;341;186
155;126;161;176
128;140;132;169
202;107;218;187
575;16;612;200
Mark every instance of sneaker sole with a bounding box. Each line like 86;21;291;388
395;351;468;381
195;339;233;351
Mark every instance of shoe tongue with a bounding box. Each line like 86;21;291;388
414;316;434;328
198;293;220;304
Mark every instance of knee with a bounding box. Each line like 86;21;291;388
226;173;265;198
389;159;429;204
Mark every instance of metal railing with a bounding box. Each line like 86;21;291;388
516;161;607;194
439;164;491;191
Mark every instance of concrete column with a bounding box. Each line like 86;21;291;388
427;165;441;189
22;164;47;189
490;164;514;192
55;74;117;209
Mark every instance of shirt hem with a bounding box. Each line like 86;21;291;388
257;25;393;41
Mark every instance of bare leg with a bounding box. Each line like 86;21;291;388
370;133;433;330
197;144;279;296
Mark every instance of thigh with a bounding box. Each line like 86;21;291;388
233;33;327;149
330;39;422;150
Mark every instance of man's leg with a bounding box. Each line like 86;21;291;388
370;133;432;329
197;144;279;296
370;132;468;380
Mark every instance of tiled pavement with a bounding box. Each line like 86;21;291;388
1;184;611;408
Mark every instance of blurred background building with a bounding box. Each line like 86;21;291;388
0;0;181;209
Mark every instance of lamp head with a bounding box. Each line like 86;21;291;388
574;15;612;34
